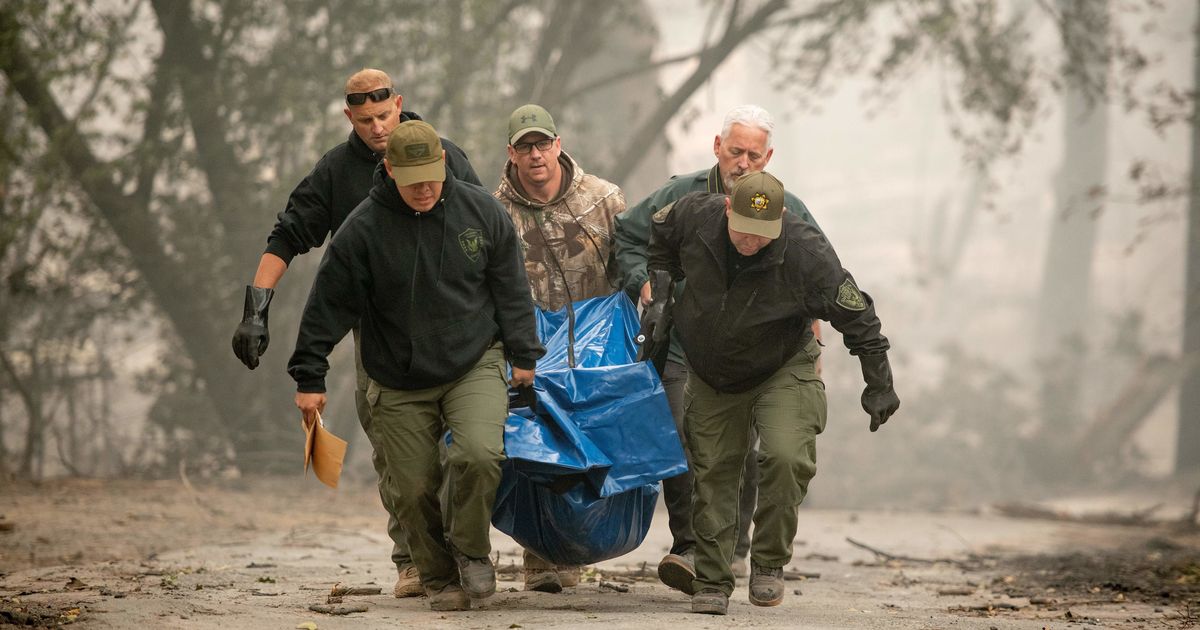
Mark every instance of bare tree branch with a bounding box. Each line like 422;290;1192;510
71;0;143;126
425;0;529;121
607;0;790;184
150;0;258;259
561;48;704;103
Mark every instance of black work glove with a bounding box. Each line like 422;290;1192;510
859;353;899;432
635;269;675;372
232;286;274;370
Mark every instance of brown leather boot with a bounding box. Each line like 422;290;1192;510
393;564;423;598
748;561;784;606
691;588;728;615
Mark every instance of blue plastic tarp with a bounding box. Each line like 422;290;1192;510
492;292;688;565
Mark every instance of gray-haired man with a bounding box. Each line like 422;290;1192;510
614;105;823;593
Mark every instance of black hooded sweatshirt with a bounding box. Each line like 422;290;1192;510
288;171;545;393
265;111;481;265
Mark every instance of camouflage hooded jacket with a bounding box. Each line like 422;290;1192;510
495;152;626;311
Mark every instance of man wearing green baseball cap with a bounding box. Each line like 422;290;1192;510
289;119;545;611
646;171;900;616
231;68;482;600
493;103;627;591
614;105;825;595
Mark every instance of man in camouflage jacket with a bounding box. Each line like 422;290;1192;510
493;104;626;591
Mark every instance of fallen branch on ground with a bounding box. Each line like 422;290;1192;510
597;562;656;580
329;583;382;596
308;603;368;615
992;502;1163;526
846;537;981;570
783;570;820;580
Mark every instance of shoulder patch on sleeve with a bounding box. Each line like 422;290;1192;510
836;279;867;311
651;200;677;224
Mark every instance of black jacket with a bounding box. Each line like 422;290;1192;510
648;192;889;393
288;171;545;393
265;111;481;265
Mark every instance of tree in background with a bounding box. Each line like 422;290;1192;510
0;0;1192;481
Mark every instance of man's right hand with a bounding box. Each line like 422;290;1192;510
295;391;326;427
232;286;274;369
639;281;653;307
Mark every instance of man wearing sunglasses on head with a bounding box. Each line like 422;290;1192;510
230;68;481;600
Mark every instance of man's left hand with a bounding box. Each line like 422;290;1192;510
862;387;899;431
510;367;535;388
859;353;898;432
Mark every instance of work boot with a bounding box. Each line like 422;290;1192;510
691;588;728;615
557;565;582;588
523;549;561;593
657;549;696;595
730;554;749;580
748;561;784;607
453;549;496;599
524;566;562;593
426;583;470;611
393;563;423;598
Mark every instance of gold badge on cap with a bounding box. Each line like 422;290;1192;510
750;193;769;214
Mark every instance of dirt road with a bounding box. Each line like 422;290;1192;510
1;478;1197;628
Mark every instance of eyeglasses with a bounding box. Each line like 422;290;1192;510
345;87;394;106
512;137;556;154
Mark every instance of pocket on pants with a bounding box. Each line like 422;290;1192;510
802;335;823;363
366;379;381;408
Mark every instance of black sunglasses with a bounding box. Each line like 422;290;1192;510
345;87;394;106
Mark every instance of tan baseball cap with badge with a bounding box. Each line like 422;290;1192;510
729;171;785;239
386;121;445;186
507;104;557;145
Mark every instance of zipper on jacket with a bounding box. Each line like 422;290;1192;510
728;288;758;331
410;213;422;321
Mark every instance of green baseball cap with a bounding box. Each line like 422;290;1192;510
508;104;557;145
729;171;785;239
386;121;445;186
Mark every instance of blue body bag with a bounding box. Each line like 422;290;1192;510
492;293;688;565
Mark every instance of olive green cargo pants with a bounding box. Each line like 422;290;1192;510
362;344;509;591
352;329;412;571
686;338;827;596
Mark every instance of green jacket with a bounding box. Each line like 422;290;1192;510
613;165;821;363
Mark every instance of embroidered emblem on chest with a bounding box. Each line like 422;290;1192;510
458;228;484;262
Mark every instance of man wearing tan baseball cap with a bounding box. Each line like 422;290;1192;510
290;119;545;611
615;107;825;595
234;69;482;602
725;170;785;241
385;120;447;191
645;171;900;616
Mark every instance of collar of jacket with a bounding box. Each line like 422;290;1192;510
704;164;728;194
346;129;379;162
347;110;428;162
498;151;579;208
695;197;788;274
